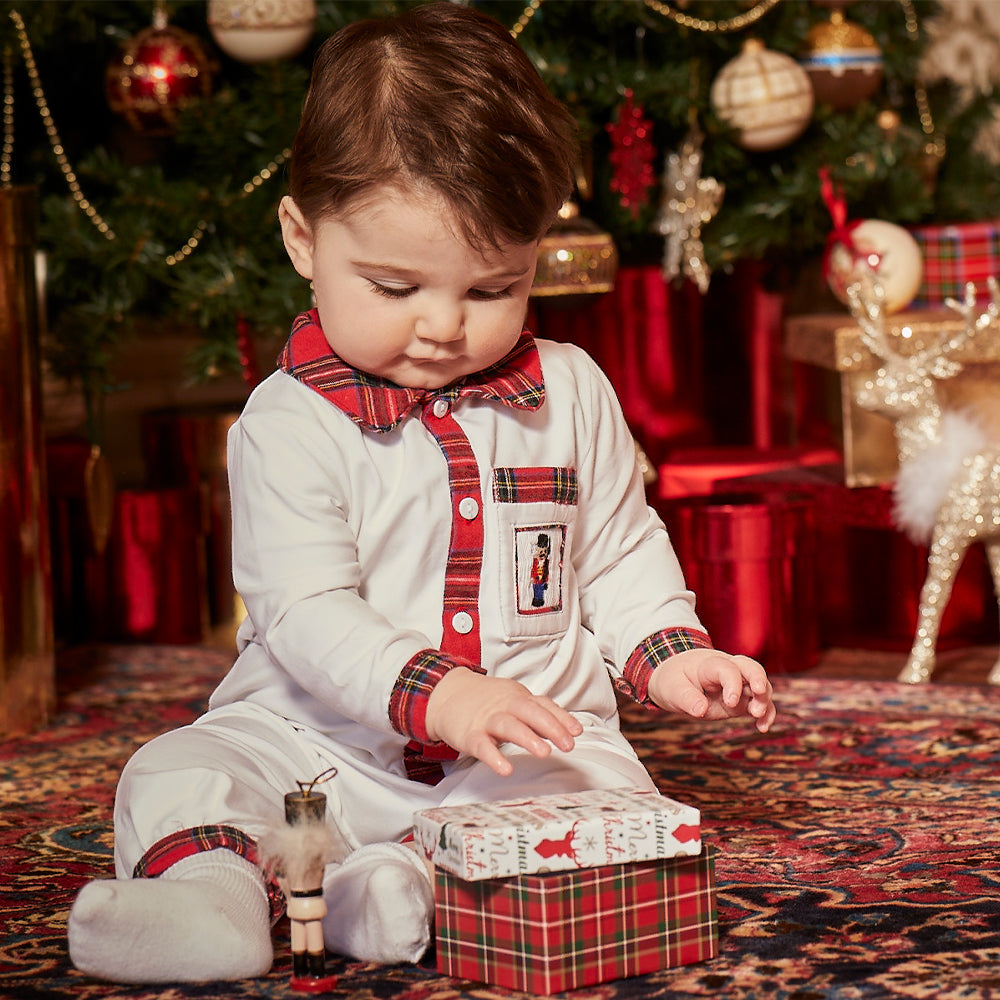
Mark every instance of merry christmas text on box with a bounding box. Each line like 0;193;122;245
434;849;718;993
413;787;701;881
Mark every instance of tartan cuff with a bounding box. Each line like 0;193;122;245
388;649;482;744
132;824;285;925
619;627;713;706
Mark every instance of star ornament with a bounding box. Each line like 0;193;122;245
654;129;724;293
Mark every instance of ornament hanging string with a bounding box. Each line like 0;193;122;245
295;766;338;799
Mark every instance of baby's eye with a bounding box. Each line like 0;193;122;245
368;280;417;299
469;285;515;301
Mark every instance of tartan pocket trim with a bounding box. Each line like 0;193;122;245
492;467;578;505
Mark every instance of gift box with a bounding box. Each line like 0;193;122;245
660;491;818;674
414;787;701;881
784;309;1000;487
434;848;718;993
908;219;1000;309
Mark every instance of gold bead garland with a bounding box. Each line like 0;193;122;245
6;9;115;239
510;0;542;39
2;48;13;189
899;0;945;162
3;8;290;265
642;0;781;34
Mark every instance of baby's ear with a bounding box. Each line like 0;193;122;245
278;196;315;280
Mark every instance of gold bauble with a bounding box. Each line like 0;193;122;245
710;39;814;152
800;10;884;110
531;201;618;298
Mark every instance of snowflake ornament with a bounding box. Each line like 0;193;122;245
653;129;724;293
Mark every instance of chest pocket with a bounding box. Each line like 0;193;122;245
493;467;578;638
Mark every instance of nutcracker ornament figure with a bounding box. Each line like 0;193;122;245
531;533;551;608
262;768;345;991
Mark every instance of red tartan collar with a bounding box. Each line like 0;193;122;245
278;310;545;433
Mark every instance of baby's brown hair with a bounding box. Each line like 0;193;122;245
288;2;578;250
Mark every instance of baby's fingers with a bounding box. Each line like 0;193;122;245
748;690;777;733
463;731;514;776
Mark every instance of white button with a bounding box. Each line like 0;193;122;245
458;496;480;520
451;611;474;634
432;399;450;418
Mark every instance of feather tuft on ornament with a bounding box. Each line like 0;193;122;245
893;409;988;544
259;813;346;890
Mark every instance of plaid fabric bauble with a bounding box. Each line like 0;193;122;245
434;848;718;993
909;220;1000;308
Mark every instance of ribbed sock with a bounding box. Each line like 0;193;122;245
321;842;434;964
68;851;273;983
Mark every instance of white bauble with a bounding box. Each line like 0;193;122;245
208;0;316;63
826;219;924;313
710;38;814;152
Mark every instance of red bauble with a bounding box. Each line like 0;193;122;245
606;90;656;219
106;17;214;135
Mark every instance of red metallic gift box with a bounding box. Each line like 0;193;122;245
434;848;718;993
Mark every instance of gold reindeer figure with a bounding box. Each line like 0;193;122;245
846;277;1000;685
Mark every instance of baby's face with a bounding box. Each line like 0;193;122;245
280;184;539;390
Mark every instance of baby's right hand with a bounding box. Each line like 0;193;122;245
424;668;583;776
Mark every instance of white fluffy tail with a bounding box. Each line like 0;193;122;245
893;409;988;544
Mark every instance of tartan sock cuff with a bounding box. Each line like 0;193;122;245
388;649;482;744
619;628;714;705
132;824;285;924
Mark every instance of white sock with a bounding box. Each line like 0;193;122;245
68;851;273;983
321;841;434;964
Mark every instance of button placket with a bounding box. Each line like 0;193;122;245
420;399;483;664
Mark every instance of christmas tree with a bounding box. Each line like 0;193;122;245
2;0;997;442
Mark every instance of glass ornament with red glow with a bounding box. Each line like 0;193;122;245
105;5;214;136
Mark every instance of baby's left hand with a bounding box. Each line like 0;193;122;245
647;647;776;733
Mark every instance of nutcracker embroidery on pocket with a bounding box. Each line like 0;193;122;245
514;524;565;615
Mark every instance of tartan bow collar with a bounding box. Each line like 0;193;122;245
278;309;546;433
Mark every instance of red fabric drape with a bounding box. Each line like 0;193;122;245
531;266;710;464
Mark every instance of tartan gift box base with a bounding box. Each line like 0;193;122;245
434;848;718;993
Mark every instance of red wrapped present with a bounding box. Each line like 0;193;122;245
434;849;718;993
108;487;207;644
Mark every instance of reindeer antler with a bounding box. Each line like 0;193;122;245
848;277;1000;377
845;274;894;361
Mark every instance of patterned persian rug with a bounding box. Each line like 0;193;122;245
3;644;1000;999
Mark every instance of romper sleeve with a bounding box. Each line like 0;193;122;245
559;345;713;702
